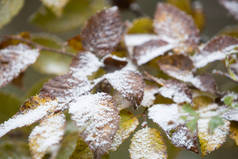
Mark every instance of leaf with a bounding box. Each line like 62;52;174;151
133;39;175;65
229;122;238;146
148;104;199;152
225;54;238;82
68;93;120;157
219;25;238;38
154;3;199;53
198;118;230;156
29;113;65;159
0;44;40;88
0;95;58;138
40;0;69;16
129;127;167;159
105;69;144;107
110;110;139;151
80;6;124;57
102;55;128;71
222;92;238;107
69;52;103;79
141;84;160;107
67;35;84;51
0;0;24;29
127;17;154;34
208;116;225;134
167;0;192;14
219;0;238;20
158;80;192;103
30;0;107;32
192;35;238;68
0;93;21;123
158;54;217;93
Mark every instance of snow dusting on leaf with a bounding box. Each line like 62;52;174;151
105;69;144;107
141;84;160;107
69;51;102;79
154;3;199;53
68;93;120;157
219;0;238;20
0;44;39;88
110;110;139;151
29;112;65;159
0;95;57;138
158;80;192;103
192;35;238;68
133;39;175;65
198;118;230;156
129;127;167;159
80;7;124;57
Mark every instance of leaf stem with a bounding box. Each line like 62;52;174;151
143;71;165;86
5;35;76;58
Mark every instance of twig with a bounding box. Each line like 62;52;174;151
5;35;76;58
143;71;165;86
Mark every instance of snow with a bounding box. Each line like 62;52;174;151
141;85;160;107
69;93;119;153
0;44;39;87
148;104;184;131
0;99;57;138
29;113;65;159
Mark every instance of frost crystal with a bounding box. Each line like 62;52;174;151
69;93;120;156
29;113;65;159
129;127;167;159
0;44;39;87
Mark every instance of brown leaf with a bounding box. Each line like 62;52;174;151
192;35;238;68
0;44;39;88
133;39;175;65
102;54;128;70
67;35;84;51
105;69;144;107
219;0;238;20
68;93;120;157
80;7;124;57
154;3;199;53
197;74;217;94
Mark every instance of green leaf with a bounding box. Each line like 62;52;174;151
127;17;154;34
0;0;24;29
0;92;21;123
208;116;225;134
31;33;72;75
223;96;234;107
30;0;108;32
182;103;198;117
186;118;198;132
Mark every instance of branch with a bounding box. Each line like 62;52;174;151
5;35;76;58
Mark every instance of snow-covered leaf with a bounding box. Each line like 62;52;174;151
148;104;199;152
112;91;132;111
41;0;69;16
133;39;175;65
0;44;39;88
68;93;120;157
29;113;65;159
154;3;199;53
192;35;238;68
141;84;160;107
158;80;192;103
110;110;139;151
158;54;217;93
0;0;24;29
105;69;144;107
0;95;58;138
198;118;230;156
129;127;167;159
69;52;102;79
219;0;238;20
80;7;124;58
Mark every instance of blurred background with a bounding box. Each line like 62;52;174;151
0;0;238;158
